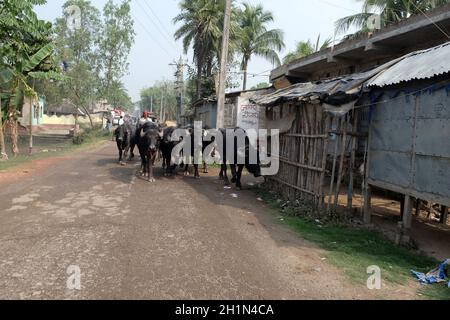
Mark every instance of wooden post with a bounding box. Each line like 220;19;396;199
327;117;340;212
363;115;373;224
318;115;330;208
441;206;448;225
334;115;348;208
401;195;413;243
400;195;405;221
347;110;358;210
363;185;372;224
402;195;413;229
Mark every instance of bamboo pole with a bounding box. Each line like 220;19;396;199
304;105;312;195
299;106;306;191
334;115;348;208
347;110;359;210
311;107;318;204
318;116;331;208
327;117;340;212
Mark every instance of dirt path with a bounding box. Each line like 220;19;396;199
0;142;418;299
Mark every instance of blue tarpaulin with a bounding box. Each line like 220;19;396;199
411;259;450;287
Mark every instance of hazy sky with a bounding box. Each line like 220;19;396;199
34;0;362;101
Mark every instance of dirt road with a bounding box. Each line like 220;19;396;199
0;142;413;299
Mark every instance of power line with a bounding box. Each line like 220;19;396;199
320;0;450;36
317;0;400;26
408;0;450;39
141;0;177;47
355;81;447;110
135;0;180;53
131;11;174;59
230;71;270;77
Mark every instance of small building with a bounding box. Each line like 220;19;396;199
192;98;218;129
362;42;450;234
253;41;450;240
192;87;274;129
20;95;46;127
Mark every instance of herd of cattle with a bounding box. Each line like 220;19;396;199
114;121;262;189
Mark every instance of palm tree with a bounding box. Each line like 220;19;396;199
283;35;331;64
237;3;284;90
174;0;230;99
335;0;450;36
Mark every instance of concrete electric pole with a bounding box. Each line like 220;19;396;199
150;95;153;113
170;57;187;125
216;0;232;129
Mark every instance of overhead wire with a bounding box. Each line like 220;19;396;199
407;0;450;39
131;11;175;59
142;0;180;48
318;0;450;38
135;0;181;53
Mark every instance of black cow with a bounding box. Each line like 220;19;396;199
182;126;212;179
115;123;136;165
160;126;181;176
217;128;262;190
136;122;163;182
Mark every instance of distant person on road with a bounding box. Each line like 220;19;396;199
139;111;154;126
106;118;112;131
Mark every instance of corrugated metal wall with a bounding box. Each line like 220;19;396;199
368;86;450;206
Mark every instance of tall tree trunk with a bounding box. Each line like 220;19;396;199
81;105;94;129
242;59;248;91
29;96;33;155
75;92;94;129
196;61;202;100
8;111;19;157
0;95;8;160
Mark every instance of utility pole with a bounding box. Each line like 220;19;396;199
216;0;232;129
170;57;187;125
161;92;165;123
150;95;153;113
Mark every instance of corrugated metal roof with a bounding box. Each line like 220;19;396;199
252;59;400;107
254;41;450;107
367;42;450;87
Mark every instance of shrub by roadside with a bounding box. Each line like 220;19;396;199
256;186;450;300
0;128;110;172
72;128;111;145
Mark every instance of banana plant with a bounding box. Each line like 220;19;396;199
0;43;66;157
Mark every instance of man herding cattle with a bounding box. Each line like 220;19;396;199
114;118;279;187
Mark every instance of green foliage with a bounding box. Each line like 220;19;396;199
49;0;134;122
283;35;331;64
250;82;270;90
174;0;241;99
140;80;178;120
335;0;450;36
236;2;284;90
108;80;133;111
257;187;450;300
98;0;135;104
0;0;59;120
173;1;283;96
72;127;109;145
52;0;103;116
